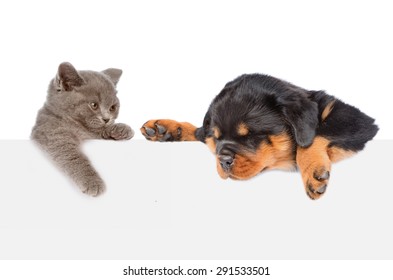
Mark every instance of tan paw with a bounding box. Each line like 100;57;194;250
302;165;330;200
140;119;197;141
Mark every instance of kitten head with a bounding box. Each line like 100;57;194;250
47;62;123;130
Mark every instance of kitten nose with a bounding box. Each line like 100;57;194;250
103;118;110;123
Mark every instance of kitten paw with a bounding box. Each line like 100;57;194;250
105;123;134;140
81;178;105;197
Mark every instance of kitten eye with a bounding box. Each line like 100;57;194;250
90;102;98;110
109;105;117;112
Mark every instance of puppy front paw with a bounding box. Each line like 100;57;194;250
140;119;197;141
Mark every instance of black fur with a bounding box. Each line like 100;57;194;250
195;74;378;155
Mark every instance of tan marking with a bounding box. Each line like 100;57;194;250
216;157;229;179
205;136;227;179
296;137;330;172
328;146;355;162
205;137;216;154
216;133;295;180
213;126;221;139
237;122;249;136
178;122;198;141
321;100;335;121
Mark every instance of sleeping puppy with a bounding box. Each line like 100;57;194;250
141;74;378;200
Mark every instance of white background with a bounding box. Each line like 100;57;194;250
0;0;392;140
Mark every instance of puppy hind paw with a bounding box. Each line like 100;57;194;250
304;167;330;200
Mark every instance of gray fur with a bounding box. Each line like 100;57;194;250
31;62;134;196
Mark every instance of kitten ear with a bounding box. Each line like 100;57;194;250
102;68;122;86
57;62;85;91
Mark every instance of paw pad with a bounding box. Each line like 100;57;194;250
144;127;156;137
314;170;330;181
304;167;331;200
141;120;179;142
156;124;166;134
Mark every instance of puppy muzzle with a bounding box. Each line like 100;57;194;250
218;154;234;172
216;141;237;174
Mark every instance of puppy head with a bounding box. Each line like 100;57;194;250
206;75;318;180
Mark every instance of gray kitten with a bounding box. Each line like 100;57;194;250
31;62;134;196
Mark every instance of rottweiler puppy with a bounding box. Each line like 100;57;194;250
141;74;378;200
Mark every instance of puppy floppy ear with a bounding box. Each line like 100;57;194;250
276;90;318;147
56;62;85;92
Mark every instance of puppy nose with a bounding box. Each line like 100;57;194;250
219;154;234;171
103;118;110;123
